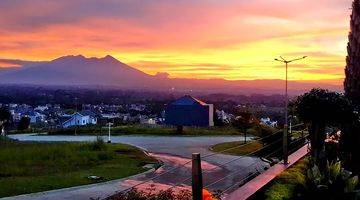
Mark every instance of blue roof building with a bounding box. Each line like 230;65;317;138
165;95;214;127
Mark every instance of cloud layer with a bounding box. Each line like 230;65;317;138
0;0;352;83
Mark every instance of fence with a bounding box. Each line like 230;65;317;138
107;123;309;200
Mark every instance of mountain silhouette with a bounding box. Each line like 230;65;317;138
0;55;342;95
0;55;152;87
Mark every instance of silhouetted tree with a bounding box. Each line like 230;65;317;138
233;111;256;143
0;107;11;136
295;88;355;168
18;116;30;131
345;0;360;106
213;109;225;127
343;0;360;174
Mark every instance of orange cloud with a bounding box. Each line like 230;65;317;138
0;0;352;85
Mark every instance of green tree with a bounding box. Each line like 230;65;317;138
18;116;30;131
295;89;354;168
0;107;11;136
233;111;256;143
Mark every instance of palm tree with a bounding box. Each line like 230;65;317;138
345;0;360;106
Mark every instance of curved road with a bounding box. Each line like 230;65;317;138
4;134;268;200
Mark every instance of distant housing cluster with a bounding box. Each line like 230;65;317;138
3;102;164;129
1;95;279;131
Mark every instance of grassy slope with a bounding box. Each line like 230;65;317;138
47;125;244;136
0;137;157;198
262;158;308;200
209;124;278;155
211;140;263;156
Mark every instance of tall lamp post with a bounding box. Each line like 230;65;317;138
106;122;113;143
275;56;307;164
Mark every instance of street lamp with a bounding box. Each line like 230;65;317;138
106;122;113;143
275;55;307;164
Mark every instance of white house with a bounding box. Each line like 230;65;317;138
62;112;97;128
260;117;278;127
34;105;49;112
130;104;146;111
215;110;234;124
139;116;156;125
25;111;45;124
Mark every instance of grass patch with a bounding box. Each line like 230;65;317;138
263;158;308;200
210;140;263;156
0;137;157;198
47;125;244;136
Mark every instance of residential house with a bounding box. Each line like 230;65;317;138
215;110;234;124
260;117;278;127
62;111;97;128
139;115;156;125
24;111;45;124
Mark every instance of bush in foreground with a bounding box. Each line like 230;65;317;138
105;188;192;200
105;187;220;200
264;159;360;200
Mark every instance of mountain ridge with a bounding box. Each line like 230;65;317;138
0;55;343;95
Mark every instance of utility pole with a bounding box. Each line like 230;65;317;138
275;56;307;164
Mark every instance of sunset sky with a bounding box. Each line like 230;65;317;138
0;0;353;84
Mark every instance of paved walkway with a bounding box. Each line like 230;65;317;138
225;144;310;200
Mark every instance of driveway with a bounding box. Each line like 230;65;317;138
5;134;267;200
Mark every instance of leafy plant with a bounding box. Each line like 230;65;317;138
305;161;359;200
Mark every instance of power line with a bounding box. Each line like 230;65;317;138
203;137;283;174
114;123;306;196
204;161;260;188
149;136;290;198
220;170;260;195
117;159;192;193
205;143;288;190
169;132;310;197
202;123;304;159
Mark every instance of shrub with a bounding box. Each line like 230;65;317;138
106;188;192;200
265;159;308;200
304;161;359;200
85;137;106;151
105;187;221;200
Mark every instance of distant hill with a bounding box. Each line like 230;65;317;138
0;55;343;95
0;55;152;87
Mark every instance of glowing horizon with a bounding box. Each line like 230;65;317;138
0;0;352;84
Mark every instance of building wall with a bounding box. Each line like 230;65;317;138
208;104;214;127
165;104;213;127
